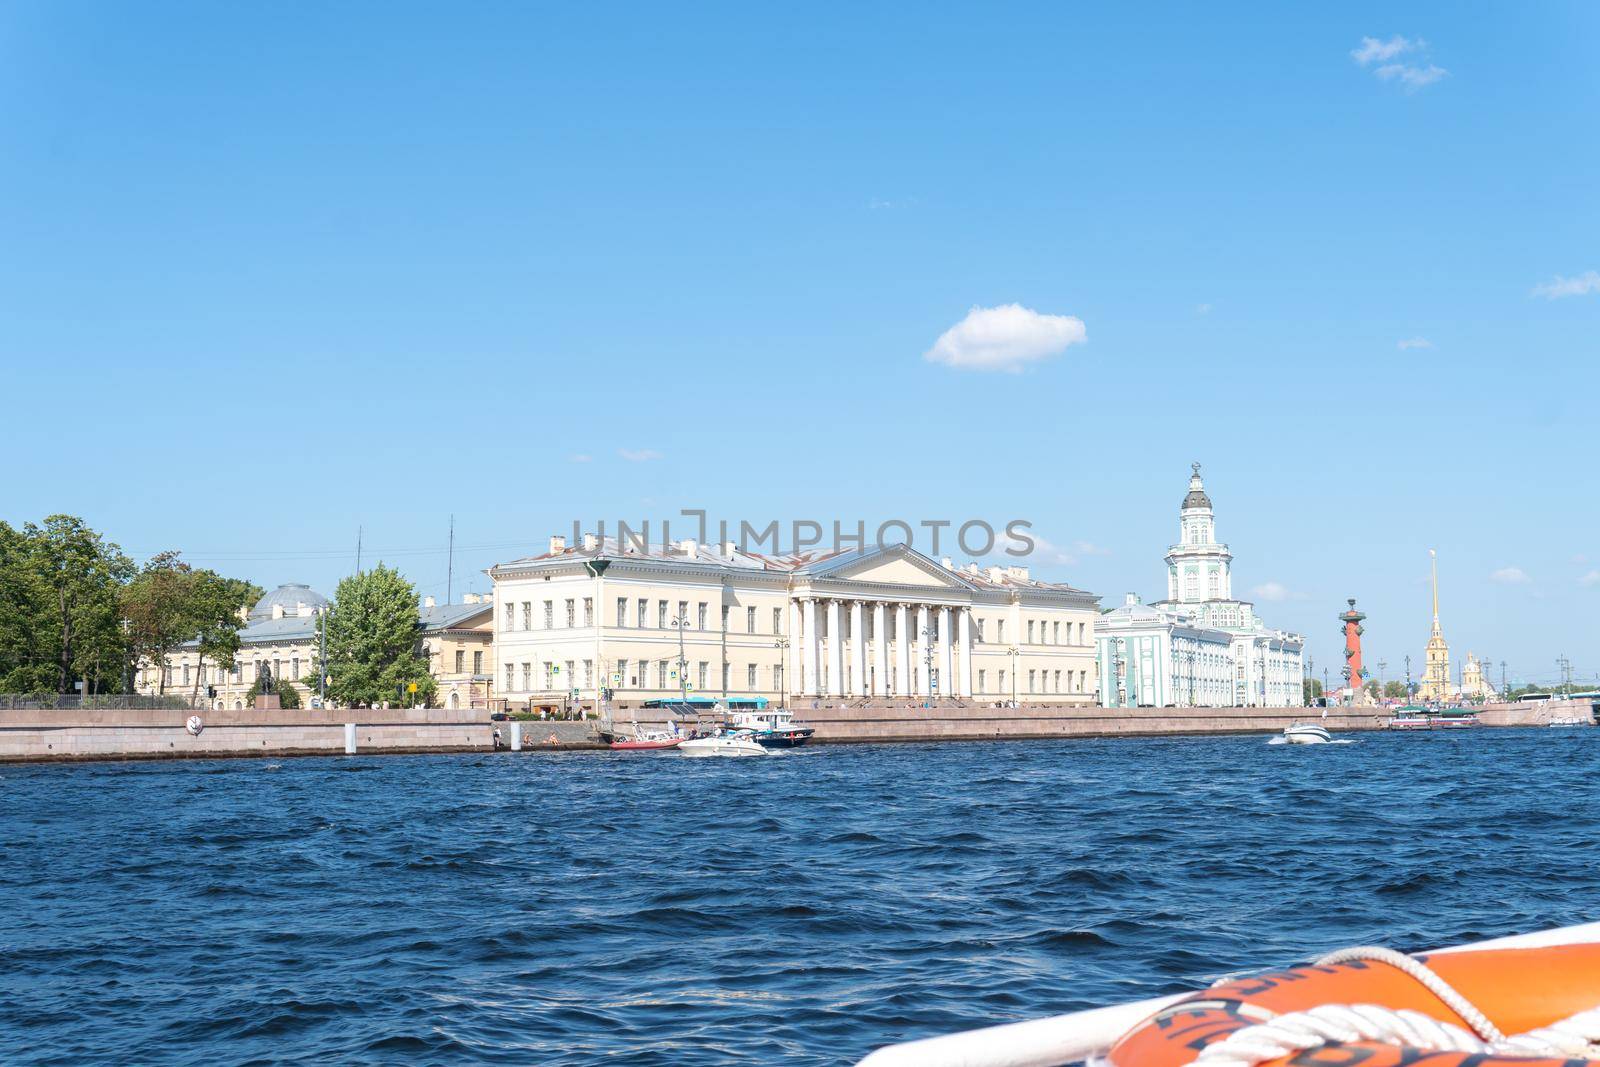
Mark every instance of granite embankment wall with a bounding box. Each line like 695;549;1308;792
4;699;1590;764
0;706;597;763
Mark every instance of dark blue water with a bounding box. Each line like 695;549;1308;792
2;730;1596;1065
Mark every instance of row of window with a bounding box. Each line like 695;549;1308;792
450;650;486;675
144;655;301;688
502;657;784;693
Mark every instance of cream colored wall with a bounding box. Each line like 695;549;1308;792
492;570;794;702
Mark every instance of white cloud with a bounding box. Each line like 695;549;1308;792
1351;35;1417;65
1397;337;1434;350
568;453;593;463
1580;570;1600;588
1195;303;1213;315
1352;36;1447;91
1532;270;1600;299
1252;581;1293;602
1025;535;1083;567
1376;62;1448;89
1491;566;1531;585
924;303;1087;372
1073;540;1112;557
617;448;663;462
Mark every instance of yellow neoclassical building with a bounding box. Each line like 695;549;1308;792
487;535;1101;711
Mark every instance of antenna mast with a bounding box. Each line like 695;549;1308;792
447;515;455;605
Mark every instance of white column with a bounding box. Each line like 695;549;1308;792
826;599;842;696
872;602;887;697
849;600;865;696
895;604;910;697
958;607;973;698
916;605;930;695
788;599;802;698
802;598;818;695
939;606;953;699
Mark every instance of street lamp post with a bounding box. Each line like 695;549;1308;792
1008;645;1021;707
1404;654;1413;702
671;612;690;704
773;637;789;710
922;625;937;704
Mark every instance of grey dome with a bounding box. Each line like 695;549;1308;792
1182;462;1211;510
249;582;329;621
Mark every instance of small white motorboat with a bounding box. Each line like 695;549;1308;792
678;732;768;758
1282;722;1332;744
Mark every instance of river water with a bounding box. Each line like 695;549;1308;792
2;729;1596;1065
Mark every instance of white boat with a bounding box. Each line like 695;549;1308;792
725;705;815;747
1282;722;1332;744
1547;717;1589;728
678;732;768;758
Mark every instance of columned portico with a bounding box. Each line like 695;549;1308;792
871;602;887;696
895;604;910;696
826;599;842;695
938;606;953;698
915;605;930;695
803;598;819;695
849;600;866;696
958;607;973;698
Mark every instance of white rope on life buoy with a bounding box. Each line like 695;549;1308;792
186;715;204;736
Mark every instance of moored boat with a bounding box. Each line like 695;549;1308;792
1386;705;1432;730
1431;706;1481;728
726;705;815;747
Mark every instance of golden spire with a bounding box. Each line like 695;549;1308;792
1429;548;1441;638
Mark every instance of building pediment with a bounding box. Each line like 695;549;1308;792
800;544;975;591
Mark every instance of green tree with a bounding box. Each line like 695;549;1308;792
6;516;134;694
1303;677;1324;703
314;564;436;708
122;553;261;699
1383;680;1407;699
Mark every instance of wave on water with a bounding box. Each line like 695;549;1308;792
0;730;1588;1066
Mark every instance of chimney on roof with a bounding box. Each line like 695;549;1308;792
987;566;1005;583
967;562;979;575
723;540;737;559
463;592;480;604
679;538;698;556
1125;593;1139;606
941;557;953;570
549;535;567;554
423;595;436;609
296;601;311;618
1007;566;1029;581
583;532;599;552
271;603;285;620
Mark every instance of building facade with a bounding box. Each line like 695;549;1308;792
487;535;1101;710
1097;466;1306;707
136;583;497;709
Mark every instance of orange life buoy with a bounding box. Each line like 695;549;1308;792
1105;944;1600;1067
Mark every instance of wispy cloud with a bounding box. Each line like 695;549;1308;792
1073;540;1112;557
924;303;1087;372
1026;535;1087;567
1532;270;1600;299
1397;337;1434;350
1580;570;1600;588
1252;581;1295;602
1491;566;1531;585
617;448;663;462
1195;302;1213;315
568;453;593;463
1352;35;1448;91
1351;35;1415;65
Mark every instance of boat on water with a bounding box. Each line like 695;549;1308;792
678;731;768;758
1282;721;1332;744
1548;716;1591;728
726;705;815;747
1431;706;1481;728
1386;704;1433;730
608;731;683;751
857;921;1600;1067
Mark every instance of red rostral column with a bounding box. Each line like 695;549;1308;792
1339;598;1367;695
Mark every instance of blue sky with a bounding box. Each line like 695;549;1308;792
2;3;1597;688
